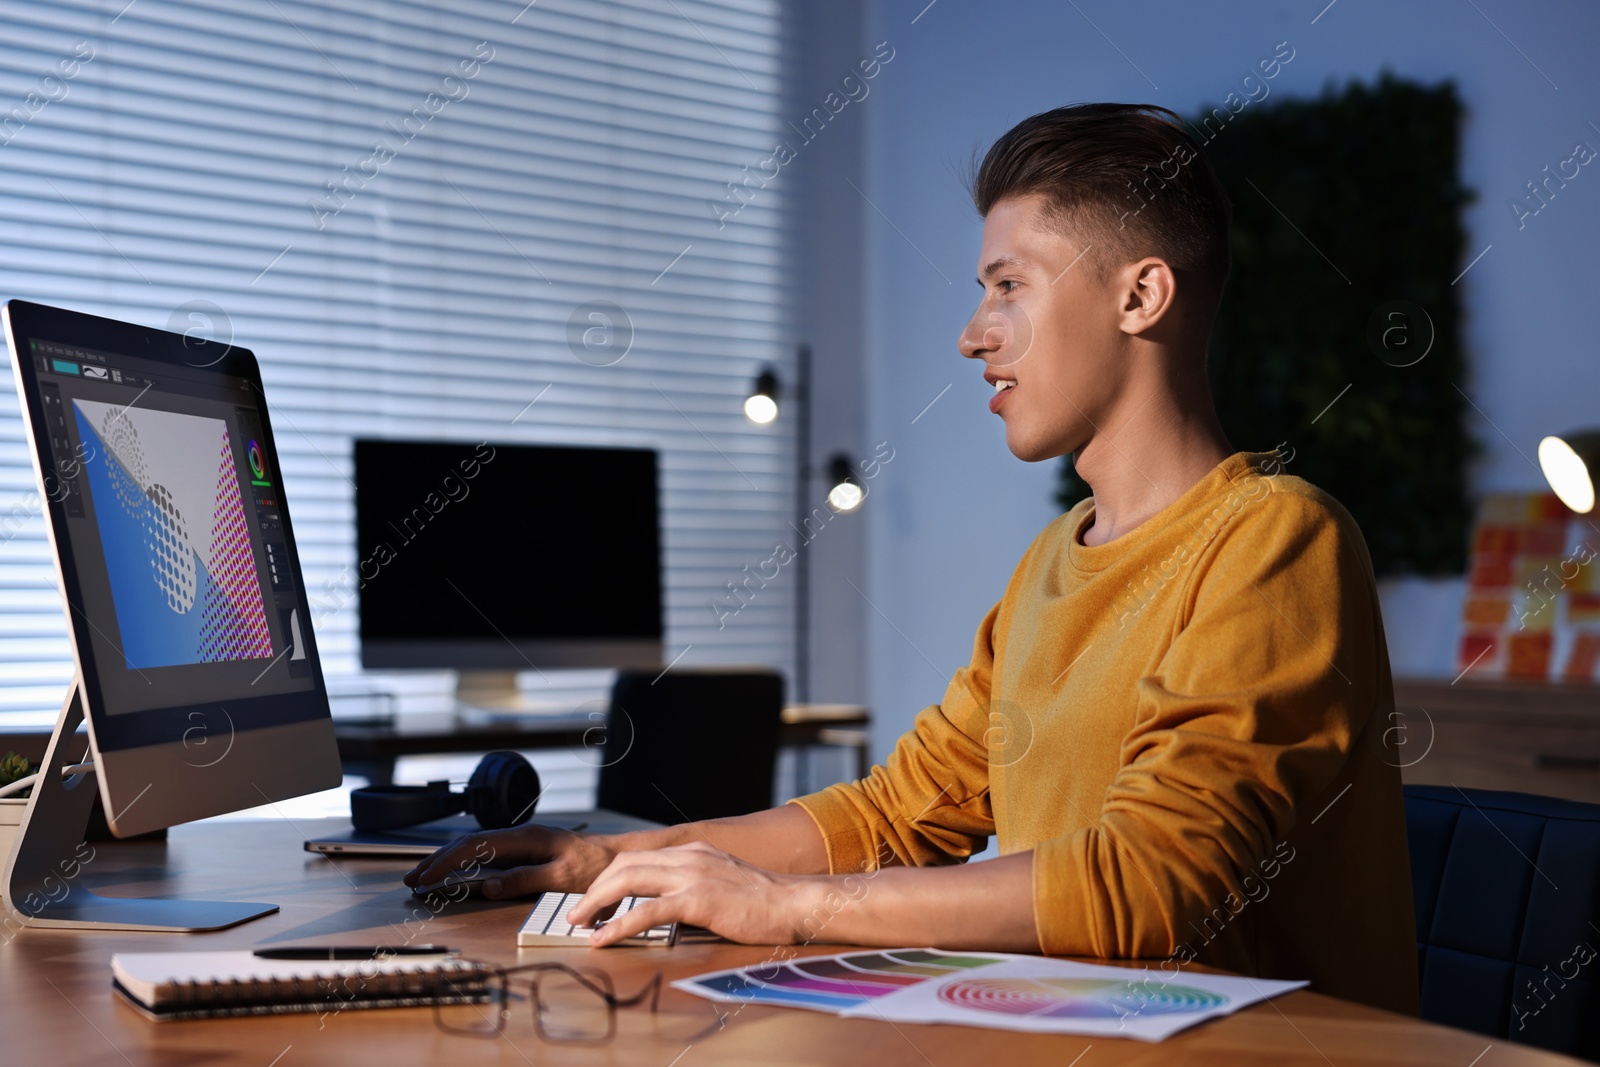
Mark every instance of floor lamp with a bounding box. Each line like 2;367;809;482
745;346;862;704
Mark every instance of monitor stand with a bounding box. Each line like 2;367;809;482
1;680;278;932
454;670;543;714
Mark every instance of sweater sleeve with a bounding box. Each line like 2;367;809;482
1032;492;1381;957
788;602;999;875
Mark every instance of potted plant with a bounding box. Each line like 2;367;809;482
1;752;31;864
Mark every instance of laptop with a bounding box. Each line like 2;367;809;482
304;809;660;857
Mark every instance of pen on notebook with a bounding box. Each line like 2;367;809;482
253;946;455;960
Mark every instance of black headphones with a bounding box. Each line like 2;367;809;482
349;750;540;832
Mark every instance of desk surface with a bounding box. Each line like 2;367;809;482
331;705;870;755
2;817;1585;1067
1393;675;1600;720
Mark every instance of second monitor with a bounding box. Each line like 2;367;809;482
354;440;663;708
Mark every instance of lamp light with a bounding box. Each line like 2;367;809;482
1539;430;1600;514
744;368;780;425
826;454;864;514
743;346;851;704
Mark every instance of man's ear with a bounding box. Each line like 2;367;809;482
1117;257;1177;336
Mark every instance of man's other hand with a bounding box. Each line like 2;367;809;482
402;824;619;901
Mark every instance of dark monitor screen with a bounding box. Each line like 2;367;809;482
354;440;663;670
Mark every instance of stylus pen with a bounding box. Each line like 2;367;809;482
254;946;455;960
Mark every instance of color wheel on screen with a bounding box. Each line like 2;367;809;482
937;976;1228;1019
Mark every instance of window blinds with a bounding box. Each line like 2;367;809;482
0;0;795;724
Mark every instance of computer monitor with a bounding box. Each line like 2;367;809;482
354;439;663;707
2;299;340;931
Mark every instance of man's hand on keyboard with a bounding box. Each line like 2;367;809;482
568;841;821;948
401;824;619;901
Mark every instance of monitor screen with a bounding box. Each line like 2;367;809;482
3;302;328;758
355;439;663;669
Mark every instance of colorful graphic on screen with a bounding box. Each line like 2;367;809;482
247;438;266;481
936;977;1228;1019
73;399;274;670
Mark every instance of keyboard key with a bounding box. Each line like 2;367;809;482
517;892;678;948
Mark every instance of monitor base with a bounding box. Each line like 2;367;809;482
454;670;544;713
1;680;279;933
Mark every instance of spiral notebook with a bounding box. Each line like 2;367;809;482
111;950;493;1021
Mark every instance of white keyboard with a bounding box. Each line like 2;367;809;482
517;892;677;948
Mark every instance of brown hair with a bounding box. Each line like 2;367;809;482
971;103;1232;300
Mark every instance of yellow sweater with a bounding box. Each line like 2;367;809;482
792;452;1419;1015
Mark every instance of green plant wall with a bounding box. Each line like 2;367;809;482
1056;73;1475;577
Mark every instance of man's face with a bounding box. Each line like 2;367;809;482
959;194;1125;463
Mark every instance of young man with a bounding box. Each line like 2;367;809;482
407;103;1418;1015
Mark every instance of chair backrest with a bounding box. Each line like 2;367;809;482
596;668;784;826
1404;784;1600;1060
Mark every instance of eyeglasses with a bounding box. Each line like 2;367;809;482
433;962;663;1044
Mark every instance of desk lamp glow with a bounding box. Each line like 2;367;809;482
1539;431;1600;514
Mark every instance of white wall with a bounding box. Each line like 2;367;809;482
787;0;871;707
843;0;1600;757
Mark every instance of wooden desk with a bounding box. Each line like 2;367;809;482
333;710;595;784
783;703;872;782
1;819;1585;1066
1393;676;1600;803
333;705;873;786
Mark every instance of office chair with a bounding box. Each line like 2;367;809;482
1405;785;1600;1060
596;668;784;826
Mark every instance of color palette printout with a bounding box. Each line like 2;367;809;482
674;949;1306;1041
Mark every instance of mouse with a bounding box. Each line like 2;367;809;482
410;868;512;900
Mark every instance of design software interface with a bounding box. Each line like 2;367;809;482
28;338;313;717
